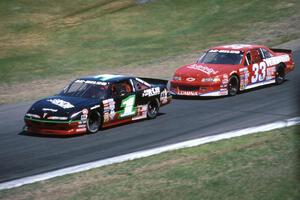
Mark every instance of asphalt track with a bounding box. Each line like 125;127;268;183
0;51;299;183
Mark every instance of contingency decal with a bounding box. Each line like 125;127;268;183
47;99;74;109
119;95;136;118
160;89;168;104
187;64;218;75
103;98;116;123
239;67;250;90
142;87;160;97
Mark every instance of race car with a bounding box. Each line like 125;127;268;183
24;74;172;135
170;44;295;96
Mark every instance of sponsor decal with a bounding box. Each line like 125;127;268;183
222;74;229;84
187;64;218;75
102;98;116;122
81;115;87;121
160;89;168;104
25;113;41;119
266;66;276;80
42;108;58;112
132;105;148;121
142;87;160;97
239;67;249;90
75;79;107;86
47;99;74;109
82;109;89;115
178;91;199;96
222;44;251;49
264;55;290;67
76;128;86;132
209;49;241;54
186;77;196;82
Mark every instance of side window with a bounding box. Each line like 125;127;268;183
111;80;133;97
261;48;272;59
251;49;262;63
132;78;150;91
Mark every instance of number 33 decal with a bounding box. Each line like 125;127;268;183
251;62;266;83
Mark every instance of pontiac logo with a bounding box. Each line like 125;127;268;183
43;113;48;118
186;77;196;82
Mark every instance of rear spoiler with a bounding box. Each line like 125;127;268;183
270;48;292;54
137;77;169;86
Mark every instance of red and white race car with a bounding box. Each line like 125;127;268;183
170;44;295;96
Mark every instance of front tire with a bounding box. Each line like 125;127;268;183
87;111;102;133
147;100;160;119
228;75;239;96
275;63;285;85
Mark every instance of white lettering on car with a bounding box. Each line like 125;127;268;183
187;64;218;75
47;99;74;109
142;87;160;97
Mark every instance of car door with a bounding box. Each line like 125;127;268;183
111;80;138;121
248;49;266;85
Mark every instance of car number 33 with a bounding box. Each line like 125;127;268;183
251;62;267;83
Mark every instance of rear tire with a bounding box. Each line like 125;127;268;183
275;63;285;85
87;111;102;133
147;100;159;119
228;75;239;96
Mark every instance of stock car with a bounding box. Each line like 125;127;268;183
170;44;295;96
24;74;172;135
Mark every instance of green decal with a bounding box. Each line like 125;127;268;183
119;95;136;118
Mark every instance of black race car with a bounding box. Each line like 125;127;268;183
24;74;172;135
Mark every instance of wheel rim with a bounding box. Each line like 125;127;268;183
228;77;238;96
276;67;285;84
88;112;101;132
148;102;158;118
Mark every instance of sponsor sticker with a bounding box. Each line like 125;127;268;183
187;64;218;75
47;99;74;109
142;87;160;97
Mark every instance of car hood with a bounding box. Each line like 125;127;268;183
174;63;231;78
27;95;99;117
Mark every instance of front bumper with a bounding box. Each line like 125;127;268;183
24;118;86;135
170;81;228;97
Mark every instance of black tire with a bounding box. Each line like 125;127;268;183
86;111;102;133
275;63;285;85
147;100;160;119
228;75;239;96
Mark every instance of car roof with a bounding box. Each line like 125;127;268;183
78;74;134;83
211;44;267;51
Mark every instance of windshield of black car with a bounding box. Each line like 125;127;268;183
60;80;108;99
197;50;243;65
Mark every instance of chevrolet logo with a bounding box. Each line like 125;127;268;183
186;77;196;82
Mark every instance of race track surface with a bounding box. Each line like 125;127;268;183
0;51;299;183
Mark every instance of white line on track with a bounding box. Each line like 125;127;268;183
0;117;299;190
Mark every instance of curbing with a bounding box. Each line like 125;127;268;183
0;117;299;190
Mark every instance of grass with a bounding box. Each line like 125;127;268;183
0;126;299;200
0;0;300;85
0;0;300;104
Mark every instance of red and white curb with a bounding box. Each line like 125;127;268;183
0;117;299;190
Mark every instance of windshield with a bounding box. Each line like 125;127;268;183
198;50;243;65
60;80;109;99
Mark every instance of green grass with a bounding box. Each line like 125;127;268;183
1;126;299;200
0;0;299;84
